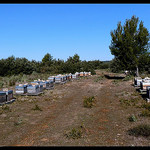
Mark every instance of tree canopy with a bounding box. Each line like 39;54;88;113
0;53;107;76
109;15;150;73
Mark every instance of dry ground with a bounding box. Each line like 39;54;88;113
0;70;150;146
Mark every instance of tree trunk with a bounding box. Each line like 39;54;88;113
136;65;139;77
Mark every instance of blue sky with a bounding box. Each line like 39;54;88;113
0;4;150;61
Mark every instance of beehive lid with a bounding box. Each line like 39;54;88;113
0;91;6;95
16;86;24;88
31;82;39;85
136;77;142;79
3;88;8;91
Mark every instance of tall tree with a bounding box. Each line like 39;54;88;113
42;53;53;65
109;15;150;75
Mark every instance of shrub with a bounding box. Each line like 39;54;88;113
0;81;4;88
65;126;83;139
0;104;11;114
128;124;150;137
141;103;150;111
119;98;140;108
32;104;42;111
119;99;132;107
83;96;96;108
140;109;150;117
7;75;22;86
2;104;11;112
128;114;137;122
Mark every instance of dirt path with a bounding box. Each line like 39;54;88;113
10;77;104;146
0;74;150;146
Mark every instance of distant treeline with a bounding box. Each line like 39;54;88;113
0;53;110;76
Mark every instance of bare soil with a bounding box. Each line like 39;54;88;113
0;70;150;146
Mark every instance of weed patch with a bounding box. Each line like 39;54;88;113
83;96;96;108
141;103;150;111
32;104;42;111
64;125;84;139
140;109;150;117
128;124;150;137
119;97;141;108
128;114;137;122
94;76;105;82
0;104;11;114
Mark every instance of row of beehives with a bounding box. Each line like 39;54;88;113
0;71;91;104
15;79;54;95
134;76;150;101
15;71;91;94
48;71;91;84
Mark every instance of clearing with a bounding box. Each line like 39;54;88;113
0;70;150;146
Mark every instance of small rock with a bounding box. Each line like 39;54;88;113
40;138;48;142
1;114;7;117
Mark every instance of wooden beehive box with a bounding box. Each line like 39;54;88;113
39;81;49;89
80;72;84;77
15;85;28;94
0;91;6;103
55;76;63;83
27;85;39;94
140;82;150;90
134;77;142;86
6;90;13;101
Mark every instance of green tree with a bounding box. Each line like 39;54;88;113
109;15;150;75
65;54;81;73
42;53;53;65
41;53;54;73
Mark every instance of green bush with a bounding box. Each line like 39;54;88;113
83;96;96;108
128;114;137;122
119;98;140;108
65;126;83;139
128;124;150;137
0;81;4;88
